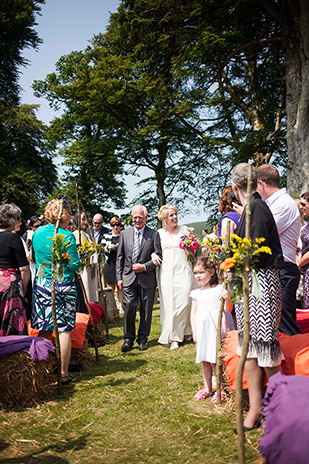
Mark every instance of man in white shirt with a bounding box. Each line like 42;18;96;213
257;164;301;335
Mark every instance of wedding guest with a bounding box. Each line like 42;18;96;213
102;217;124;313
298;193;309;309
0;202;30;335
72;211;98;305
232;163;284;431
116;205;160;352
86;213;109;244
153;204;195;350
31;198;81;384
218;186;240;242
257;164;301;335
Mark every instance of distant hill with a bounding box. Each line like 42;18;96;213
181;220;216;240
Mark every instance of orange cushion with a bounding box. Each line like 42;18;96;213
27;312;90;349
224;330;309;391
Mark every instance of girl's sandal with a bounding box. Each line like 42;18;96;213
211;391;227;403
194;388;211;400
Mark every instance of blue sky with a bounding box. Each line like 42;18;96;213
19;0;205;224
20;0;120;123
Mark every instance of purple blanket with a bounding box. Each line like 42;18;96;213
260;372;309;463
0;335;55;362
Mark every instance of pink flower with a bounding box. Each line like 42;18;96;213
179;242;185;249
190;241;199;250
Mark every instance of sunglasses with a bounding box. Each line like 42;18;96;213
111;224;121;227
300;202;307;207
93;221;102;225
32;223;42;228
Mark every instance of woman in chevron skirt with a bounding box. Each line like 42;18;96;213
231;163;284;431
31;199;81;384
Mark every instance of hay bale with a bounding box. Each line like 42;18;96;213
0;351;56;409
70;339;93;368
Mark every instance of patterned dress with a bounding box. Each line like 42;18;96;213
0;231;28;336
301;222;309;308
235;193;284;368
31;224;81;332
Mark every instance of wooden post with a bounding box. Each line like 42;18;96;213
75;189;100;359
216;221;230;404
79;199;109;337
51;199;64;395
76;273;99;362
236;162;253;463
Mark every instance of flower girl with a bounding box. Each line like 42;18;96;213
190;256;233;400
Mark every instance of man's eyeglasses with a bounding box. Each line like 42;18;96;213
93;221;102;225
111;224;121;227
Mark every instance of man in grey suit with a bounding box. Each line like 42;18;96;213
116;205;161;352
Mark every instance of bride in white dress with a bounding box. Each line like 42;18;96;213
153;205;195;350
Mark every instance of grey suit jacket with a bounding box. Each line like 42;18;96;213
116;225;160;289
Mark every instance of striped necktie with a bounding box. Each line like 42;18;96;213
132;230;141;263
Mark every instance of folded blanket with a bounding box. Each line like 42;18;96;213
0;335;55;362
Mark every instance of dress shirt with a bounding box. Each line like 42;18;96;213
266;188;301;264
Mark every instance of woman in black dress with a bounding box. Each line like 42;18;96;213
102;217;124;313
231;163;284;431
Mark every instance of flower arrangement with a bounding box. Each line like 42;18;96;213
200;236;223;265
179;233;200;262
46;233;72;281
220;234;272;303
78;240;96;269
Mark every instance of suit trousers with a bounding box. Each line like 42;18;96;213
122;279;155;343
277;263;301;336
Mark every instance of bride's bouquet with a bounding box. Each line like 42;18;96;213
179;233;200;262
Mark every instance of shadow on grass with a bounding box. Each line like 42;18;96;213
0;433;90;464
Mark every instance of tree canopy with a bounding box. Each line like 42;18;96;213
33;0;309;220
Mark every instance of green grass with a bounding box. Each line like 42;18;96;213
0;307;263;464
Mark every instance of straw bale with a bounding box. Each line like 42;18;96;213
70;338;93;368
0;350;56;409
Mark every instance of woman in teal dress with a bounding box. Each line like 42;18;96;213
31;198;81;384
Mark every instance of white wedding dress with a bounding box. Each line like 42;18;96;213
158;226;195;344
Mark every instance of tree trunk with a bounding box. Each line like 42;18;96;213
285;0;309;194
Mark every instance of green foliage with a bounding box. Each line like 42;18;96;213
0;103;57;218
0;0;44;104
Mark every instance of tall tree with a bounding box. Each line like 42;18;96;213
0;104;57;218
0;0;44;104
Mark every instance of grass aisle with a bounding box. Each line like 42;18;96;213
0;307;262;464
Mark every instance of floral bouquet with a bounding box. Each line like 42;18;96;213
200;236;223;265
179;233;200;262
220;234;272;304
78;240;96;270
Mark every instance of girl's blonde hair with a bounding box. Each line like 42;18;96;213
44;199;71;225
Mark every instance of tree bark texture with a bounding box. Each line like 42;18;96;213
284;0;309;194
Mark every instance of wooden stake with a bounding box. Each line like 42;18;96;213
76;272;99;362
51;199;64;395
79;199;109;338
236;161;253;463
216;221;230;404
75;191;100;359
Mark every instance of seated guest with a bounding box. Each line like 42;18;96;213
298;193;309;309
0;202;30;335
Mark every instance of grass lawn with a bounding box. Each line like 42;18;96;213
0;306;263;464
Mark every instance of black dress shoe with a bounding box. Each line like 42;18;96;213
234;417;263;434
121;340;133;352
138;342;148;351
